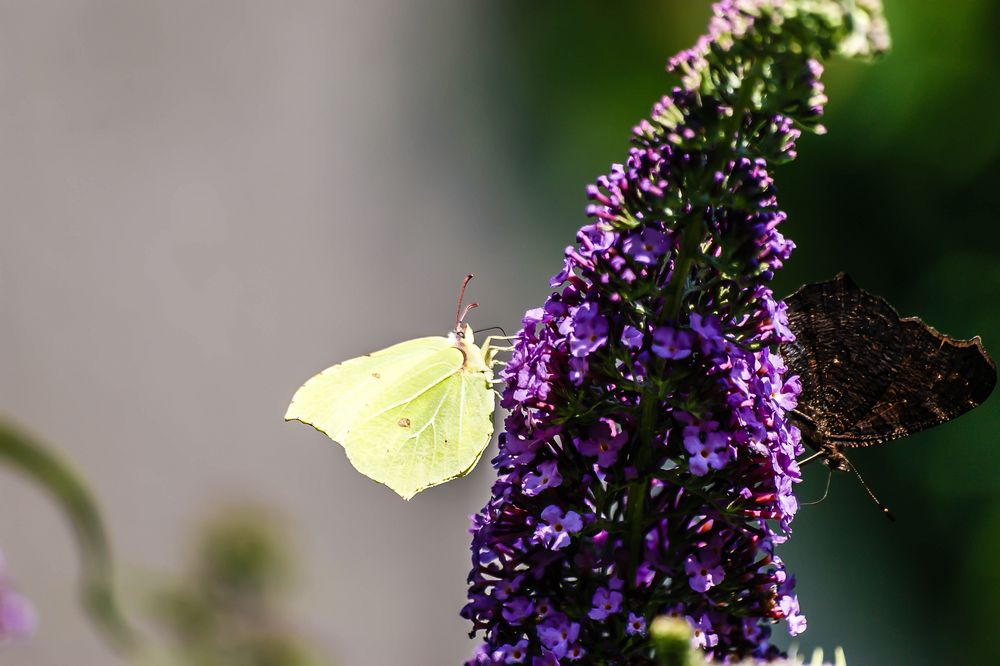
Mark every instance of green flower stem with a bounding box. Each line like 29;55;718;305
624;55;767;591
0;418;139;654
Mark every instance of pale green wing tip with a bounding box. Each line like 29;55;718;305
284;386;322;426
395;487;417;501
384;475;449;501
284;400;329;437
284;400;308;424
385;479;449;501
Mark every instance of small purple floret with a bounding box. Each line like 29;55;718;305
535;506;583;551
621;325;644;349
626;612;647;636
651;326;694;359
523;460;563;496
587;587;623;620
623;227;671;265
574;419;628;468
570;302;609;358
684;553;726;593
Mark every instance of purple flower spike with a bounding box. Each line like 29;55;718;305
465;1;889;662
651;326;694;360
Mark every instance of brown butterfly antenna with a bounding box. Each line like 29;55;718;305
842;456;896;522
796;446;894;520
455;274;478;332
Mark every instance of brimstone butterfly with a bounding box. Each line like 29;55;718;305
285;275;500;499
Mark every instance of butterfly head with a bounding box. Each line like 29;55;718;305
450;324;492;375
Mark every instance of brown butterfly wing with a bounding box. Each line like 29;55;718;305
782;273;996;447
783;274;908;440
844;316;997;444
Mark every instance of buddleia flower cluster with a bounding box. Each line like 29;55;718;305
463;1;888;663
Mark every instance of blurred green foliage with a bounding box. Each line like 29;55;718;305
140;509;326;666
0;421;328;664
467;1;999;664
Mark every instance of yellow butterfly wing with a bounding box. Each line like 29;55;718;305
285;333;495;499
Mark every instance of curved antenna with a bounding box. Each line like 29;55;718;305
843;456;895;522
474;325;509;337
459;302;479;326
455;274;475;332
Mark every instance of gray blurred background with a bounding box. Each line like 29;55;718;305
0;1;997;665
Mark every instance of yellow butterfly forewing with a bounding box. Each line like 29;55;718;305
285;326;495;499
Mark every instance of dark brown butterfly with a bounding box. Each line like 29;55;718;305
782;273;997;474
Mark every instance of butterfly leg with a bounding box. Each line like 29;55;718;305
796;450;825;467
482;335;516;369
482;335;517;352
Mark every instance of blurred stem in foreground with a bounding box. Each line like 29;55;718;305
0;419;328;664
0;418;138;653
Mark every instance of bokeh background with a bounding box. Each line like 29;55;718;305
0;1;997;664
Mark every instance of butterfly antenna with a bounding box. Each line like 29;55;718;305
843;457;895;522
474;325;508;337
455;273;475;332
460;302;479;325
